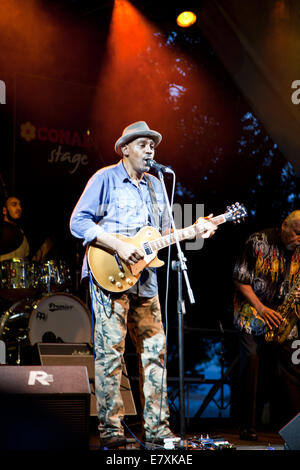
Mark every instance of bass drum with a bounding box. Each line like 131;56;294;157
0;293;92;364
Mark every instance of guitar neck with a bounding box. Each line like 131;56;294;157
149;214;227;252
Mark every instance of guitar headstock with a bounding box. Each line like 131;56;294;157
224;202;248;224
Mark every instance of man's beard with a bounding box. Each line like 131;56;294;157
6;211;22;225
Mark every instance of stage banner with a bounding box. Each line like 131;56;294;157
13;74;104;260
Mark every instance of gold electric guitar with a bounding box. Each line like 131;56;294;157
88;203;247;293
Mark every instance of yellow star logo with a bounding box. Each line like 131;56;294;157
20;121;36;142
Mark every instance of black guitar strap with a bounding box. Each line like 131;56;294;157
145;175;160;231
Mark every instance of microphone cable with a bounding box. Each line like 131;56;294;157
148;169;176;448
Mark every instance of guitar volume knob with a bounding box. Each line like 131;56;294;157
108;276;115;283
126;278;133;285
116;282;122;288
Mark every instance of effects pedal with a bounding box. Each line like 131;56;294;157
187;435;236;450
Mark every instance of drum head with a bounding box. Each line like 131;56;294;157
28;293;92;345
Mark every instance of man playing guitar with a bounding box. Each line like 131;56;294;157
70;121;217;449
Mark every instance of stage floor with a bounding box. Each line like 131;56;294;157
88;418;286;451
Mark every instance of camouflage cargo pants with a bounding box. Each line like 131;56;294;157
90;284;171;440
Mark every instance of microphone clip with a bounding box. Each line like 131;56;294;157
146;159;173;174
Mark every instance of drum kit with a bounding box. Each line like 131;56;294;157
0;258;92;365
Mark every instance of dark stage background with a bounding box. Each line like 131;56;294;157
0;0;299;425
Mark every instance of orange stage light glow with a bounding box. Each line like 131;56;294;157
0;0;100;86
106;0;153;62
90;0;237;181
92;0;183;155
176;11;197;28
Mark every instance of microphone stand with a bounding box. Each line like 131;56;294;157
172;259;186;444
157;168;195;447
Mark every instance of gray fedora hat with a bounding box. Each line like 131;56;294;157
114;121;162;156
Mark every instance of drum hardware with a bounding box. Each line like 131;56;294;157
0;258;73;301
0;258;40;301
0;258;78;364
15;336;27;365
0;339;5;364
0;292;92;365
46;262;51;294
0;297;33;364
39;259;72;293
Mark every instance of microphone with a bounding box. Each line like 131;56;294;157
145;159;174;174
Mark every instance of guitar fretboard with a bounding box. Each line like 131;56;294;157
149;214;226;252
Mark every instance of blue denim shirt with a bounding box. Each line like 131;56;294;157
70;160;169;297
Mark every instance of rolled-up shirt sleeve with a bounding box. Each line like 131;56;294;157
70;170;108;246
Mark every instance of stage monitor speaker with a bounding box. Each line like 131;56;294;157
0;365;90;451
37;343;137;416
279;412;300;450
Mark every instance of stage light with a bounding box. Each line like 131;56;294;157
176;11;197;28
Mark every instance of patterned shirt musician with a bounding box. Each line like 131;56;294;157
233;227;300;335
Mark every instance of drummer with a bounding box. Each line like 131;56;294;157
0;196;53;262
0;196;30;261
